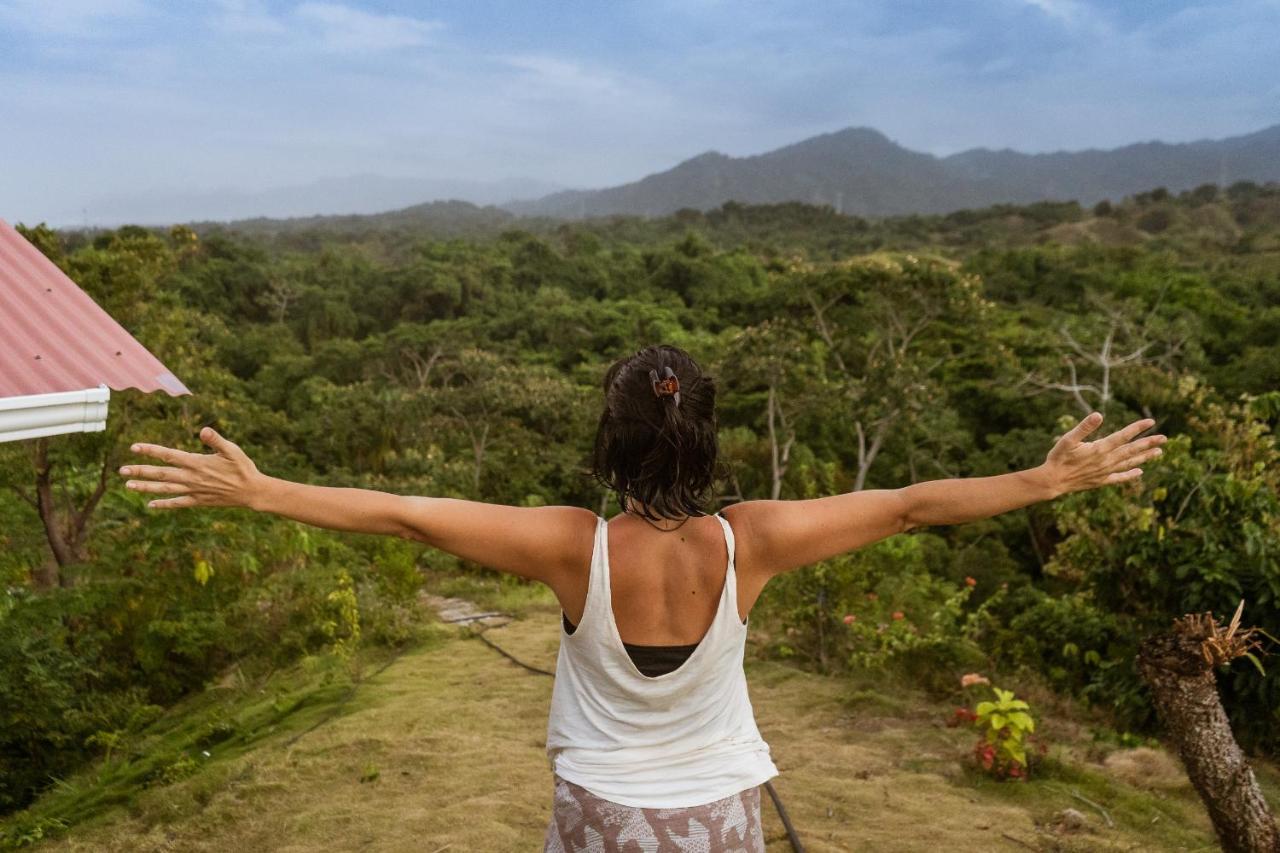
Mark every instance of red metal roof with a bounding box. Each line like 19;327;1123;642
0;218;189;399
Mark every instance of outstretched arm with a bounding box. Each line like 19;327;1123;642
899;411;1164;527
119;428;594;585
728;411;1166;579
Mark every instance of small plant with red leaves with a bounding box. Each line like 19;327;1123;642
962;685;1040;780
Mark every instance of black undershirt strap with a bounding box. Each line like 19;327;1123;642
563;613;700;678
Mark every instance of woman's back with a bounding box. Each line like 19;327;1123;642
545;511;779;810
560;510;757;645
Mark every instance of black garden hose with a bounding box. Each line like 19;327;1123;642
762;779;804;852
472;625;556;677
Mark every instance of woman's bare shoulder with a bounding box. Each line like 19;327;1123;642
718;492;911;578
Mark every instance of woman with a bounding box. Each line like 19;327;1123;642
119;343;1166;852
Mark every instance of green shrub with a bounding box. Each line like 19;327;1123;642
0;514;435;814
0;815;67;849
757;533;988;690
0;586;154;811
966;686;1041;781
977;587;1120;695
1044;381;1280;749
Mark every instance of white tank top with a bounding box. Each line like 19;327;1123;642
545;512;780;808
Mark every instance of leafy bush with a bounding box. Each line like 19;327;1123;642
758;533;988;690
954;685;1043;780
0;815;67;849
1043;379;1280;748
0;585;158;811
974;586;1121;695
0;513;432;814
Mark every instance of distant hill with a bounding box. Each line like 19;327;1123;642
196;199;520;239
195;179;1280;261
80;175;562;227
504;124;1280;219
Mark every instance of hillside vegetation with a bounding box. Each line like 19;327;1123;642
3;183;1279;848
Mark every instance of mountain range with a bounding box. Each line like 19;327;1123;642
76;175;564;228
503;123;1280;219
88;123;1280;227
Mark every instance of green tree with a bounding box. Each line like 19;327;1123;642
788;254;992;490
1046;375;1280;746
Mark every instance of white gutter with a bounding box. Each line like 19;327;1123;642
0;386;110;443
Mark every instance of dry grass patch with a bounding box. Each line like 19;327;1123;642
20;610;1240;852
1101;748;1191;792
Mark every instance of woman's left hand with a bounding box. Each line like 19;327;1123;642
119;427;262;509
1041;412;1167;496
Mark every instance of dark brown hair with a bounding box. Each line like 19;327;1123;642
590;344;718;521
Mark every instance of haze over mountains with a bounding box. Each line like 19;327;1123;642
504;123;1280;219
86;123;1280;227
81;176;564;228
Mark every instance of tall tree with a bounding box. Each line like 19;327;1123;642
1017;289;1192;417
718;319;826;500
790;254;991;490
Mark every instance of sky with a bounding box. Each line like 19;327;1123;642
1;0;1277;224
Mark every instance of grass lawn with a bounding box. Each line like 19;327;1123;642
3;580;1267;852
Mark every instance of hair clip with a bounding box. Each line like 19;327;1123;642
649;366;681;406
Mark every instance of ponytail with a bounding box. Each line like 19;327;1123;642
589;345;719;521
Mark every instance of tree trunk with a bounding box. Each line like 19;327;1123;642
1137;630;1280;853
471;423;488;496
33;439;74;587
766;384;794;501
29;437;111;589
852;418;888;492
31;557;62;590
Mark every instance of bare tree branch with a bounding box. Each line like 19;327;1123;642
804;289;850;377
8;484;37;509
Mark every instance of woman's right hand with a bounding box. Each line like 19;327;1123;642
1041;411;1167;496
119;427;263;510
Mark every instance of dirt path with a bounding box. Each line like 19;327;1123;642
42;606;1219;852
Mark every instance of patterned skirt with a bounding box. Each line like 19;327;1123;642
543;773;766;853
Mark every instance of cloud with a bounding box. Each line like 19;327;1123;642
977;56;1018;76
208;1;443;52
212;0;287;36
295;2;442;52
1019;0;1091;25
0;0;147;37
496;54;622;97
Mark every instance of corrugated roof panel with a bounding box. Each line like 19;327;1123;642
0;218;190;398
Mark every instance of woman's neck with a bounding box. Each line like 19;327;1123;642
623;497;691;531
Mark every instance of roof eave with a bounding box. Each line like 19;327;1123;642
0;386;110;443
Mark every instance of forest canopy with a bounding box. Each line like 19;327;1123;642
2;182;1279;818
